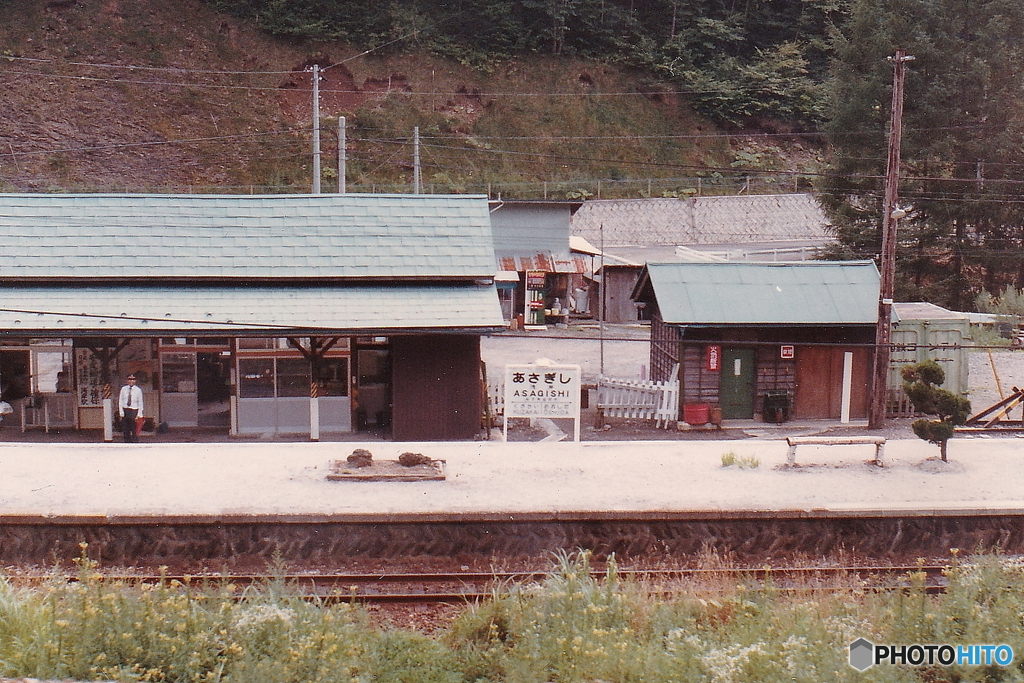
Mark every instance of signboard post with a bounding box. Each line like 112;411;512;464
504;359;581;442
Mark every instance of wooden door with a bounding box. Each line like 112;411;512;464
719;348;755;419
794;346;869;419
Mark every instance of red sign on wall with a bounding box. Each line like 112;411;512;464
705;345;721;372
780;345;795;359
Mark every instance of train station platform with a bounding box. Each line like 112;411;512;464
1;433;1022;521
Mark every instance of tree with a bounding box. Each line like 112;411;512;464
821;0;1024;311
901;360;971;462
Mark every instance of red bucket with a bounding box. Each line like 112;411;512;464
683;403;710;426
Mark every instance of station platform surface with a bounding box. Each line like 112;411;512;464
1;431;1023;521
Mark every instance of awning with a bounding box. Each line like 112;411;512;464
496;253;588;273
0;283;505;336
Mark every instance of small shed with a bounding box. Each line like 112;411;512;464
632;261;879;422
889;302;971;403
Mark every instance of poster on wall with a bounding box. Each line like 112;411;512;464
705;345;721;372
74;349;103;407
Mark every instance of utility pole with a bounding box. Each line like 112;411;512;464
868;49;914;429
311;64;321;194
413;126;421;194
338;116;346;194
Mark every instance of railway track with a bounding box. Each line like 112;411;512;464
5;564;953;604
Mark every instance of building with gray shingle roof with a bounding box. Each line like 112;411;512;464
571;194;833;322
0;193;502;441
571;194;830;249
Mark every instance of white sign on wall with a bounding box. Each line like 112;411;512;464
504;359;581;441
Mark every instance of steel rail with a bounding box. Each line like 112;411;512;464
5;564;953;603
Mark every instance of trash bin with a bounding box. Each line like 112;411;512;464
762;390;790;423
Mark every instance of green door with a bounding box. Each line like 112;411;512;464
719;348;755;419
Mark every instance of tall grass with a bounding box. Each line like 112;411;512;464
1;547;1023;682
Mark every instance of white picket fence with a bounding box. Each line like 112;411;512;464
597;364;679;428
488;382;505;418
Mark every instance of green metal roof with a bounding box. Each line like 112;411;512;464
638;261;879;325
0;193;496;281
0;283;505;335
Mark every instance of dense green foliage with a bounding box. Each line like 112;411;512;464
821;0;1024;310
208;0;836;126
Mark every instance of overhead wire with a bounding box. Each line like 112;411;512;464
6;51;1024;198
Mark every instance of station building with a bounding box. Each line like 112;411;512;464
0;193;504;441
631;260;880;422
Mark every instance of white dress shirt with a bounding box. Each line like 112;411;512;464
118;384;144;417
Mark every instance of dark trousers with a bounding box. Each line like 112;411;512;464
121;408;139;443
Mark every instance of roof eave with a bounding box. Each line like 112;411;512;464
2;325;506;338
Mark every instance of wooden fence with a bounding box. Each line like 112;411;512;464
596;364;679;428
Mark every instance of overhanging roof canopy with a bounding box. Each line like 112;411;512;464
0;283;503;336
0;193;505;336
634;261;879;325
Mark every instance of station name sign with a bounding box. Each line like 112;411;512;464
504;361;581;419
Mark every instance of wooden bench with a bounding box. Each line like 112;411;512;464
785;436;886;465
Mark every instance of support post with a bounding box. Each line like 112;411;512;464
310;381;320;442
841;351;853;423
103;384;113;442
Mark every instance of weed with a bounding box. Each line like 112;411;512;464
4;549;1024;682
721;451;760;468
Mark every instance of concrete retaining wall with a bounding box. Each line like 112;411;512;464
1;514;1021;566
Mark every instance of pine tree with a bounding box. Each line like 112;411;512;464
901;360;971;462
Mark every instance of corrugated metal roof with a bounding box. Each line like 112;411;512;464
0;283;505;334
642;261;879;325
571;194;831;247
496;253;588;273
0;193;497;280
892;301;970;322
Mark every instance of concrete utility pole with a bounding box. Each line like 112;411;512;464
312;64;321;194
338;116;346;194
413;126;421;194
869;49;914;429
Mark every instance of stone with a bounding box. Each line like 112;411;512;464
398;451;432;467
346;448;373;468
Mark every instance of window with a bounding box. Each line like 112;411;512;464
316;358;349;397
238;338;277;350
161;353;197;393
238;358;275;398
276;358;310;398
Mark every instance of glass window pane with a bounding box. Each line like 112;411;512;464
161;353;197;393
276;358;310;398
238;338;275;349
239;358;275;398
316;358;349;397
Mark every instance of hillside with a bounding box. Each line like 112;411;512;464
0;0;821;197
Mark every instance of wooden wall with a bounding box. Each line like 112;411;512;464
391;334;482;441
649;325;875;420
